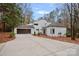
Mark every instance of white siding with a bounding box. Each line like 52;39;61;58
31;28;40;35
31;20;49;35
31;28;34;34
14;27;17;34
46;27;66;36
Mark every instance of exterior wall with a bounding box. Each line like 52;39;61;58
14;28;17;34
31;28;34;34
31;28;43;35
31;28;38;35
46;27;66;37
31;20;49;35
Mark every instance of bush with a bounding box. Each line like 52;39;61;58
34;32;36;35
66;28;71;37
58;32;61;35
38;32;42;35
10;32;15;38
66;32;71;37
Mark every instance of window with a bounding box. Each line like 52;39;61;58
34;23;38;25
52;29;55;34
50;28;55;34
36;29;39;31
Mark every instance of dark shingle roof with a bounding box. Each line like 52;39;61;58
46;22;66;28
17;24;34;29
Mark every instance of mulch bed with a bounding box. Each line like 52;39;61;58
34;34;79;45
0;32;15;43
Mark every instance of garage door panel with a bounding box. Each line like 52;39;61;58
17;29;31;34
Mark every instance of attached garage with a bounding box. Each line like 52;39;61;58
16;25;33;34
17;29;31;34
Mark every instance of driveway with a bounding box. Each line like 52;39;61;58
0;34;79;56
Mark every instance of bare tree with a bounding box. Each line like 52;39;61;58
19;3;33;24
65;3;79;40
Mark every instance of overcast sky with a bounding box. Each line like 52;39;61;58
31;3;63;20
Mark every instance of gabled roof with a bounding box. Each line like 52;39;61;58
17;24;34;29
45;22;66;28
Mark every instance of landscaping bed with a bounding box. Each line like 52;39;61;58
34;34;79;45
0;32;15;43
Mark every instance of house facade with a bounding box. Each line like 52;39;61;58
16;19;66;37
46;26;66;37
30;20;66;36
30;20;51;35
45;23;66;37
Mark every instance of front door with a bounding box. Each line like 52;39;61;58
43;29;46;34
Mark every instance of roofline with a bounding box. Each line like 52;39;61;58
45;25;66;28
17;28;31;29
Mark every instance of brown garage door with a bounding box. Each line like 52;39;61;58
17;29;31;34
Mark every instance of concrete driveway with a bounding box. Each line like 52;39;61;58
0;34;79;56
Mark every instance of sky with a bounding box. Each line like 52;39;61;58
31;3;63;20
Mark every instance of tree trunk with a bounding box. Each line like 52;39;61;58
70;3;75;40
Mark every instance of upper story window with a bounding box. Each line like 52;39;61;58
34;23;38;25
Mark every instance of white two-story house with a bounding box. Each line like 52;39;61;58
16;19;66;37
30;20;51;35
